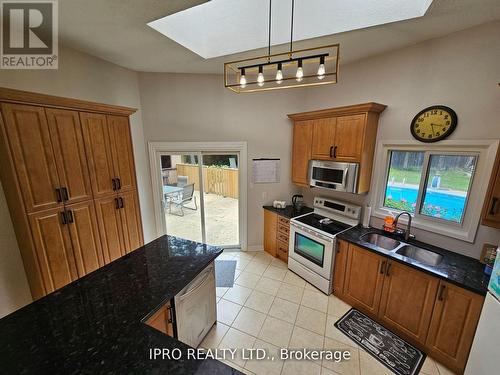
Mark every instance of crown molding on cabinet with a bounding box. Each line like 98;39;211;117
287;102;387;121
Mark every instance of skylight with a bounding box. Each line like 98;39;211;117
148;0;433;59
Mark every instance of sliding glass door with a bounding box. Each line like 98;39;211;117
158;150;240;248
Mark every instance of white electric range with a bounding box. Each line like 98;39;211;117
288;197;361;294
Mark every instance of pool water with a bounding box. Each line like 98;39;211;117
385;185;466;222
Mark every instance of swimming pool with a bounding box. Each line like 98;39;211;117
385;185;466;222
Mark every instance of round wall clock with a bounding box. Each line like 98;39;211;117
410;105;457;142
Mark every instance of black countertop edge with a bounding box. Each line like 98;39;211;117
263;204;313;219
338;226;491;296
0;235;242;375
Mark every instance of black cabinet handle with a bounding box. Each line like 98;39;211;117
115;198;120;209
490;197;498;215
67;210;73;223
385;262;392;277
329;146;333;158
166;305;173;324
119;197;124;208
116;178;121;190
380;261;386;274
56;188;62;203
62;187;69;201
60;211;67;225
112;178;117;191
333;146;338;158
438;284;446;301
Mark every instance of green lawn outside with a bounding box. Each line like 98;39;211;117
388;168;472;192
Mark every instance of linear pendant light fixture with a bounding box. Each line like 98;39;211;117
224;0;339;93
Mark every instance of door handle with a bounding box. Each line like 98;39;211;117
116;178;121;190
66;210;73;223
61;187;69;201
438;284;446;301
60;211;67;225
112;178;117;191
166;305;173;324
490;197;498;215
55;188;62;203
329;146;333;158
119;197;124;209
385;262;392;277
333;145;338;158
380;261;386;274
115;198;120;209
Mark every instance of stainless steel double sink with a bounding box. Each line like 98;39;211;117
359;233;443;267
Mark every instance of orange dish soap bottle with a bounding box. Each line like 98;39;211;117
383;215;395;233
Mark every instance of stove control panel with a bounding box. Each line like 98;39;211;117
313;197;361;221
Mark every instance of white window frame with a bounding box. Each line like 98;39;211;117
148;141;248;250
370;139;499;242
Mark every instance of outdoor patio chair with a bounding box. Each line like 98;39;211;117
177;175;188;187
169;183;198;216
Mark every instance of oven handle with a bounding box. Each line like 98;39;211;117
290;223;334;244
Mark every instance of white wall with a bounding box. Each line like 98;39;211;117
138;21;500;257
0;46;155;317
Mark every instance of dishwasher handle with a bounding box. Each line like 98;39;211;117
177;265;214;301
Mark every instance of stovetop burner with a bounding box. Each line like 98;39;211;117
294;213;352;236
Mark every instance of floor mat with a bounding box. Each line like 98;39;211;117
215;260;237;288
334;308;426;375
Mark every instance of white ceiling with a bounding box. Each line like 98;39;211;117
148;0;434;59
59;0;500;73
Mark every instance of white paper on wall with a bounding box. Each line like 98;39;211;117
252;158;280;183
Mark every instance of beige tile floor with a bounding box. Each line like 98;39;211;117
201;250;457;375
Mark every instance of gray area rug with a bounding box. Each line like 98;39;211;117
334;308;426;375
215;260;237;288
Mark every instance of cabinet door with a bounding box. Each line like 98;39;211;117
28;208;77;293
65;200;104;277
343;244;385;315
46;108;93;204
1;103;61;212
146;302;173;336
378;260;439;345
108;115;136;192
333;240;349;296
426;282;484;373
118;190;143;254
94;195;125;263
334;114;365;162
291;121;313;186
482;146;500;228
263;210;277;257
311;118;336;159
80;112;116;198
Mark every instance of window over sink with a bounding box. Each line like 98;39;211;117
372;140;498;242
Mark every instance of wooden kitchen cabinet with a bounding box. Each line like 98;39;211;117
343;243;386;315
94;195;126;263
378;260;439;346
108;115;137;193
291;120;313;186
119;190;144;254
288;103;386;192
264;209;278;257
145;301;174;337
333;239;349;296
482;144;500;228
426;281;484;374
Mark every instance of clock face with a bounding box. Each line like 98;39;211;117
410;106;457;142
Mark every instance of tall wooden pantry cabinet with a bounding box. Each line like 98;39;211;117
0;87;143;299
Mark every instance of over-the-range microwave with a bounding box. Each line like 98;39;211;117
309;160;359;193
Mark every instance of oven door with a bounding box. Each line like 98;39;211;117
309;161;358;192
289;222;334;280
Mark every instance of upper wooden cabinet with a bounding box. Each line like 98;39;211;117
1;103;61;212
482;144;500;228
0;87;142;299
291;120;313;186
288;103;386;192
426;281;484;374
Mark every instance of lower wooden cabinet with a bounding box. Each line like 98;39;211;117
145;301;174;337
333;240;349;296
337;242;485;374
95;195;126;263
343;243;385;315
264;209;278;256
378;260;439;346
426;282;484;374
119;190;143;253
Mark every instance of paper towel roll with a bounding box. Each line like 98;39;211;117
362;205;372;228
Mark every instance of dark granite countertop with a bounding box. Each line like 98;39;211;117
263;204;313;219
0;235;241;374
338;226;491;296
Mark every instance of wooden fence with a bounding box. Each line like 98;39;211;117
175;163;238;199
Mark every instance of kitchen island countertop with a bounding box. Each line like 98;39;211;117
0;235;241;374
